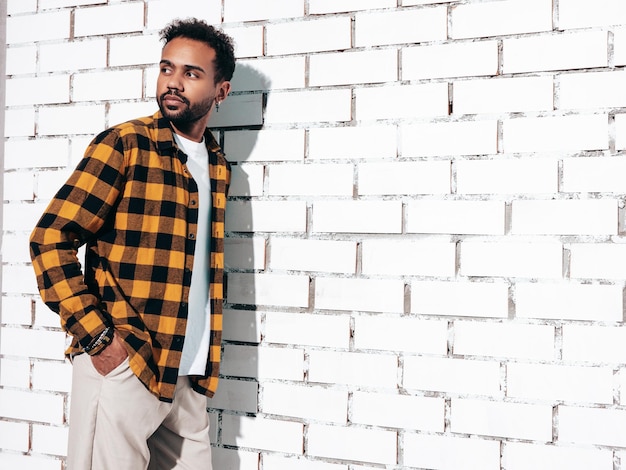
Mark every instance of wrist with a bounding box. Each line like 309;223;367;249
84;326;114;356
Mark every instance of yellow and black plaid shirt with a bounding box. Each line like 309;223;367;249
29;111;230;402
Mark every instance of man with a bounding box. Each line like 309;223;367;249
29;18;235;469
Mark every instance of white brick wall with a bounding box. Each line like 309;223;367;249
4;1;626;469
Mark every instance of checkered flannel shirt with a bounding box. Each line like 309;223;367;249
29;111;230;402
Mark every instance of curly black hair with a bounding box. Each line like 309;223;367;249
160;18;236;84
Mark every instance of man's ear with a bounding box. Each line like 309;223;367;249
217;81;231;102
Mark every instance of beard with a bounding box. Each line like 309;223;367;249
157;91;214;126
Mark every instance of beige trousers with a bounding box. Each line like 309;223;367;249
67;353;212;470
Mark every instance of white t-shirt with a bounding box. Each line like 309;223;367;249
174;133;212;376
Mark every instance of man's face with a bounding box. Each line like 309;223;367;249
156;37;224;127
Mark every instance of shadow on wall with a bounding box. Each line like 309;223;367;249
208;63;271;470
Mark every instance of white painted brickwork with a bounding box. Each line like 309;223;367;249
3;0;626;469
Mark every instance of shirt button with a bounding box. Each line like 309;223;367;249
191;199;197;206
189;233;195;239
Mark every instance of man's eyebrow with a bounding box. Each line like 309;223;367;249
159;59;206;74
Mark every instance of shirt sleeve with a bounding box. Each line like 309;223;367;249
29;128;127;350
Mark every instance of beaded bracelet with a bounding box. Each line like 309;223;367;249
83;326;113;355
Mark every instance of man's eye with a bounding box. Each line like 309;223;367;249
186;72;197;78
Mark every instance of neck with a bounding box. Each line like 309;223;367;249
171;115;210;142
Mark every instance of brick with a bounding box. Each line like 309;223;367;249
0;327;66;361
6;11;70;44
560;71;626;110
0;421;29;452
307;424;397;465
559;0;626;29
3;265;39;295
454;321;555;360
562;325;626;363
402;120;498;157
362;239;455;277
207;378;258;413
4;203;50;232
315;277;404;313
559;406;626;447
73;70;143;102
222;308;261;343
224;236;266;270
354;316;448;354
209;94;264;128
457;158;558;194
310;0;395;14
504;114;608;153
0;358;31;388
358;161;451;195
32;361;72;393
5;139;69;170
516;282;622;321
452;398;553;441
233;57;305;91
356;7;447;47
308;350;398;388
0;389;64;424
451;0;552;39
569;242;626;279
454;76;554;115
404;433;501;470
41;0;101;7
411;280;509;318
74;3;144;37
267;17;350;56
4;172;35;201
309;125;397;159
268;163;353;196
407;200;505;235
110;34;161;67
229;164;264;197
562;156;626;193
313;201;402;234
221;344;304;380
36;169;73;201
503;442;613;470
5;108;36;137
6;45;37;75
460;241;562;278
146;0;221;31
224;0;304;22
6;76;70;106
403;41;499;80
310;49;397;87
40;39;107;73
225;201;307;232
264;89;351;124
226;273;309;307
223;129;305;162
270;238;357;274
507;363;613;404
503;31;607;73
352;391;444;431
614;27;626;66
39;104;106;136
34;300;63;329
212;448;260;470
108;102;159;129
262;455;346;470
404;357;502;397
223;26;264;58
265;312;350;348
0;454;62;470
1;296;33;326
356;83;448;120
262;382;348;423
511;199;618;235
32;424;68;456
221;415;303;453
7;0;36;14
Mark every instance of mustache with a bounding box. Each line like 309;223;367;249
160;90;190;105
